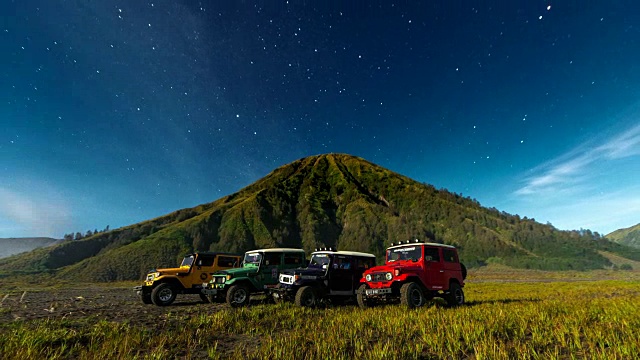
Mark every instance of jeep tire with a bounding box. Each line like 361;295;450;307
227;284;250;307
295;286;317;308
151;283;177;306
446;282;465;307
356;284;369;309
140;291;152;305
400;282;426;308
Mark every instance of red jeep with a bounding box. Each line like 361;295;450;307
357;240;467;308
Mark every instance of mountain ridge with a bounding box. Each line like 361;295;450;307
0;237;60;259
1;153;638;281
607;223;640;249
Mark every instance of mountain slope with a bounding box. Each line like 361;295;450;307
0;237;59;259
607;223;640;249
1;153;638;281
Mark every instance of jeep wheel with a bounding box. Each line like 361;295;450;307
227;285;250;307
400;282;426;308
356;284;370;309
446;282;465;307
140;292;152;305
151;283;177;306
295;286;317;308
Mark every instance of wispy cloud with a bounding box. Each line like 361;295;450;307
0;187;70;238
508;122;640;233
516;123;640;196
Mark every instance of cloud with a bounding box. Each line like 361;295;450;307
0;187;70;238
515;123;640;196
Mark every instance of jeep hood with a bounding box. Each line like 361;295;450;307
153;266;190;275
365;261;421;274
215;266;258;277
282;267;325;277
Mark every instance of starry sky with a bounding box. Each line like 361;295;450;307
1;1;639;239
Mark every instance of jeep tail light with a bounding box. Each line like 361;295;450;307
385;272;393;281
365;274;372;282
294;275;300;281
394;269;400;277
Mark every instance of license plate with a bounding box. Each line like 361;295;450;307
202;288;218;295
365;288;391;295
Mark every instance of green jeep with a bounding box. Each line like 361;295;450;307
202;248;306;307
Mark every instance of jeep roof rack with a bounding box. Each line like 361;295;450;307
388;241;455;249
248;248;306;253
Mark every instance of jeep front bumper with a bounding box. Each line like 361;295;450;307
270;285;296;300
201;288;219;296
134;285;151;296
364;288;392;296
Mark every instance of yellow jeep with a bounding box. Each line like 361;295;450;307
134;252;241;306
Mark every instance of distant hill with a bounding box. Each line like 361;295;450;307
607;223;640;249
1;153;639;281
0;237;59;259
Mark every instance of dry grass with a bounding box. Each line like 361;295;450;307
1;273;639;359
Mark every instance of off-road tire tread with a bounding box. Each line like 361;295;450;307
400;282;425;308
151;283;177;306
295;286;316;307
446;282;465;307
226;284;250;307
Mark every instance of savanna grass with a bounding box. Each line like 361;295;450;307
1;280;639;359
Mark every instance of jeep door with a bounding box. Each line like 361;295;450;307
262;252;283;287
423;247;446;290
192;254;217;287
329;255;354;293
354;257;375;288
442;249;462;281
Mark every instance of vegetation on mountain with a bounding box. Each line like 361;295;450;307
607;223;640;249
1;153;638;281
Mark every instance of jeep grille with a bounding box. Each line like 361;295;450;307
280;274;294;285
370;272;389;282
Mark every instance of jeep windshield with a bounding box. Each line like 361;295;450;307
243;252;262;267
180;255;195;267
308;253;331;269
387;246;422;263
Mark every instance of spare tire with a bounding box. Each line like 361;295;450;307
461;263;467;280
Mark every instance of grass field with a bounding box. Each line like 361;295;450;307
1;270;639;359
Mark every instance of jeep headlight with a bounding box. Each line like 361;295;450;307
385;272;393;281
146;272;160;281
365;274;372;282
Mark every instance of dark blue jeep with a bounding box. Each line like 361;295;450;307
272;249;376;307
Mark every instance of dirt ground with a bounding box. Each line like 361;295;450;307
0;285;247;326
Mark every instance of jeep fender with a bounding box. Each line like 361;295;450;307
226;279;258;293
152;278;185;292
397;276;424;289
301;280;329;297
447;278;461;290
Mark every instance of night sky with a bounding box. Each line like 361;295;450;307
2;1;639;239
